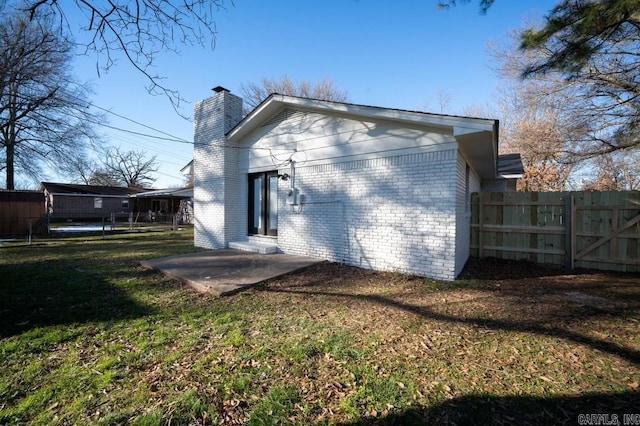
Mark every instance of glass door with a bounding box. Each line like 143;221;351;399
267;174;278;235
248;171;278;236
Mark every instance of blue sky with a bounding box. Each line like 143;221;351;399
56;0;558;188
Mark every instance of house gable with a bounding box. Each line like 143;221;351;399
228;95;498;180
235;106;459;174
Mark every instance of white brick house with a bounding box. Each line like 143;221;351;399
194;86;520;281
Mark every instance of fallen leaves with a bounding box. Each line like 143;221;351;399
2;236;640;425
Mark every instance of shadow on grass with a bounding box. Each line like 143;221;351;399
458;256;575;280
344;391;639;425
0;259;153;338
256;260;640;366
262;284;640;366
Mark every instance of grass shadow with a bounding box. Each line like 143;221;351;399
256;262;640;365
344;391;640;425
0;259;154;337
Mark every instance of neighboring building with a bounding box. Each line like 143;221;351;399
193;86;523;281
130;187;194;224
41;182;147;222
181;160;194;186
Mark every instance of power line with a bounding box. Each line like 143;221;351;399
87;102;192;143
155;169;187;181
82;104;297;166
106;132;192;163
85;118;192;143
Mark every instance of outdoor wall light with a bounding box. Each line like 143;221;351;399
278;173;289;181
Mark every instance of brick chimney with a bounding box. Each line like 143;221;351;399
193;87;243;249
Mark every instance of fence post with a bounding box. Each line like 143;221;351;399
564;194;572;270
28;219;32;245
569;194;576;270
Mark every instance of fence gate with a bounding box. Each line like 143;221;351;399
571;192;640;271
471;191;640;273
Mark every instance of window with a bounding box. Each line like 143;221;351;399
121;199;129;209
248;171;278;236
94;197;103;209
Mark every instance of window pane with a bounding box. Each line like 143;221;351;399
253;177;262;230
269;176;278;230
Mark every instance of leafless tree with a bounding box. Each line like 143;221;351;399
446;1;640;160
101;147;158;188
515;1;640;158
490;12;640;189
10;0;225;108
62;155;121;187
63;147;159;187
87;169;122;187
0;11;99;189
487;29;580;191
580;152;640;191
61;156;98;185
420;89;453;114
240;76;349;114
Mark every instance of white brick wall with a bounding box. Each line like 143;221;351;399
193;90;243;249
278;150;460;280
194;93;495;281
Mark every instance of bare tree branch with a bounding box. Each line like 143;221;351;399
101;146;158;187
437;0;495;14
240;76;348;115
0;11;101;189
14;0;226;110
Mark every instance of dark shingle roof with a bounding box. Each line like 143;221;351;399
40;182;149;196
131;187;193;198
497;154;525;177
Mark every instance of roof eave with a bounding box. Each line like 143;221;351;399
227;95;498;142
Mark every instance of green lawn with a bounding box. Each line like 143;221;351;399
0;230;638;425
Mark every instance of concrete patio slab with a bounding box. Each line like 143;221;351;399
140;249;324;296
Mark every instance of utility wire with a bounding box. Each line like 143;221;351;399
87;102;192;143
84;118;192;143
85;103;272;151
81;103;304;174
107;132;191;163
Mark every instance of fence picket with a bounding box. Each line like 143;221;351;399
470;191;640;273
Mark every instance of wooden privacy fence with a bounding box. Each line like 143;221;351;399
0;190;46;237
471;191;640;273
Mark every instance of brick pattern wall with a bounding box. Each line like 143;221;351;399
193;91;243;249
193;92;491;280
278;149;460;280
